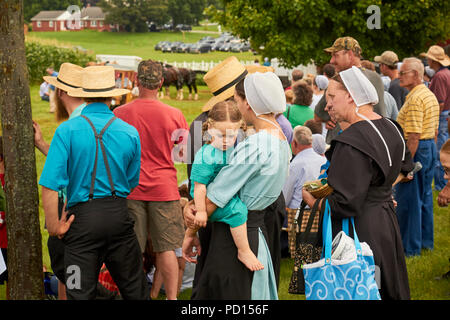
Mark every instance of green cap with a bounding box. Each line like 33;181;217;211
137;59;163;90
324;37;362;56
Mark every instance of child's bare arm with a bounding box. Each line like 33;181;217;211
193;182;209;227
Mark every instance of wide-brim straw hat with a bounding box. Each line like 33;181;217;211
43;63;84;92
420;45;450;67
68;66;130;98
202;57;276;112
202;56;247;112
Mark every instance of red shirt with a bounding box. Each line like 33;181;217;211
430;67;450;111
0;173;6;248
114;99;188;201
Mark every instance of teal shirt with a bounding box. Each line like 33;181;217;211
39;103;141;208
58;103;87;202
207;130;291;210
189;144;233;197
190;144;247;228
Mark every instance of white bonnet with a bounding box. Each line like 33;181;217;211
339;66;379;107
244;72;286;116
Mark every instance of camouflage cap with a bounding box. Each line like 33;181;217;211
324;37;362;56
137;59;163;89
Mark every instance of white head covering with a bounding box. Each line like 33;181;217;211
425;66;435;78
315;75;329;90
339;66;378;107
312;134;327;155
244;72;286;116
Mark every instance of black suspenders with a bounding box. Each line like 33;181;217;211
80;115;117;200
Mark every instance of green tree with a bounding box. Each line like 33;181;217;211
24;0;82;23
99;0;170;32
207;0;450;67
0;0;44;300
168;0;206;26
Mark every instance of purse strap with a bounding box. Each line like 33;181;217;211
297;199;321;242
323;200;363;265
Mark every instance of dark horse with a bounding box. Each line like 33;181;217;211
159;63;198;100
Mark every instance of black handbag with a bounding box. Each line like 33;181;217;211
288;199;323;294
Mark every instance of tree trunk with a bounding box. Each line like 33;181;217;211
0;0;44;299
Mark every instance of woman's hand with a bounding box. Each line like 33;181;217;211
182;229;201;264
183;200;197;229
302;188;317;209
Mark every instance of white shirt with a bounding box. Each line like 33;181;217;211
39;82;49;98
282;147;327;209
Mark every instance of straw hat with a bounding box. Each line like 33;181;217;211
68;66;130;98
43;63;83;92
245;65;275;74
420;45;450;67
202;57;277;112
202;56;248;112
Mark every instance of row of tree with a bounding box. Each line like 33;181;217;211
207;0;449;68
98;0;223;33
23;0;223;34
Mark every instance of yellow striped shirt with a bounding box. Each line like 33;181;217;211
397;84;440;140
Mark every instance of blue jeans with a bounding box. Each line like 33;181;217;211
395;139;436;256
434;110;449;190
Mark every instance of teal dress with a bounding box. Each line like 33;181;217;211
206;131;291;300
190;144;247;228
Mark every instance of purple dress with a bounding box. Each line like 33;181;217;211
276;113;293;143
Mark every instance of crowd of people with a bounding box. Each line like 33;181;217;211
0;35;448;301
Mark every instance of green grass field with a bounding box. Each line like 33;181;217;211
0;83;448;300
0;29;448;299
26;29;258;64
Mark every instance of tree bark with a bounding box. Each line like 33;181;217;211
0;0;44;299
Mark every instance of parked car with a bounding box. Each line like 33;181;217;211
161;42;176;52
177;43;194;53
220;42;232;52
190;43;212;54
230;42;251;52
148;23;161;32
155;41;170;51
175;24;192;31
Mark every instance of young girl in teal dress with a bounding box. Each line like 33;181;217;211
190;100;264;271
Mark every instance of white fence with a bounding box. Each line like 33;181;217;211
96;54;317;79
164;58;317;78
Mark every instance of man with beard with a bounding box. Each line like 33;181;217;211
33;63;86;300
314;37;387;144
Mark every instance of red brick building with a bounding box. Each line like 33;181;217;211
30;6;117;32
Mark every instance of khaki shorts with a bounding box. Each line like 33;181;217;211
127;199;185;253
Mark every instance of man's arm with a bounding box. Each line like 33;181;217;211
33;121;50;156
406;133;420;158
42;186;74;237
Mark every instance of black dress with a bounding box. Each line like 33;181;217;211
190;194;285;300
324;118;413;300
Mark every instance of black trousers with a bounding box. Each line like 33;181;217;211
64;196;149;300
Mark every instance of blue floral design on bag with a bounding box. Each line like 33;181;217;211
302;200;381;300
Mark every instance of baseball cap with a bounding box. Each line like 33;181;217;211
137;59;163;90
374;51;399;67
324;37;362;56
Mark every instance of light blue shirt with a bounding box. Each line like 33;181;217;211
207;130;291;210
282;147;327;209
39;103;141;208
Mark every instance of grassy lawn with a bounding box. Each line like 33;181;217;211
26;29;258;63
0;83;449;300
